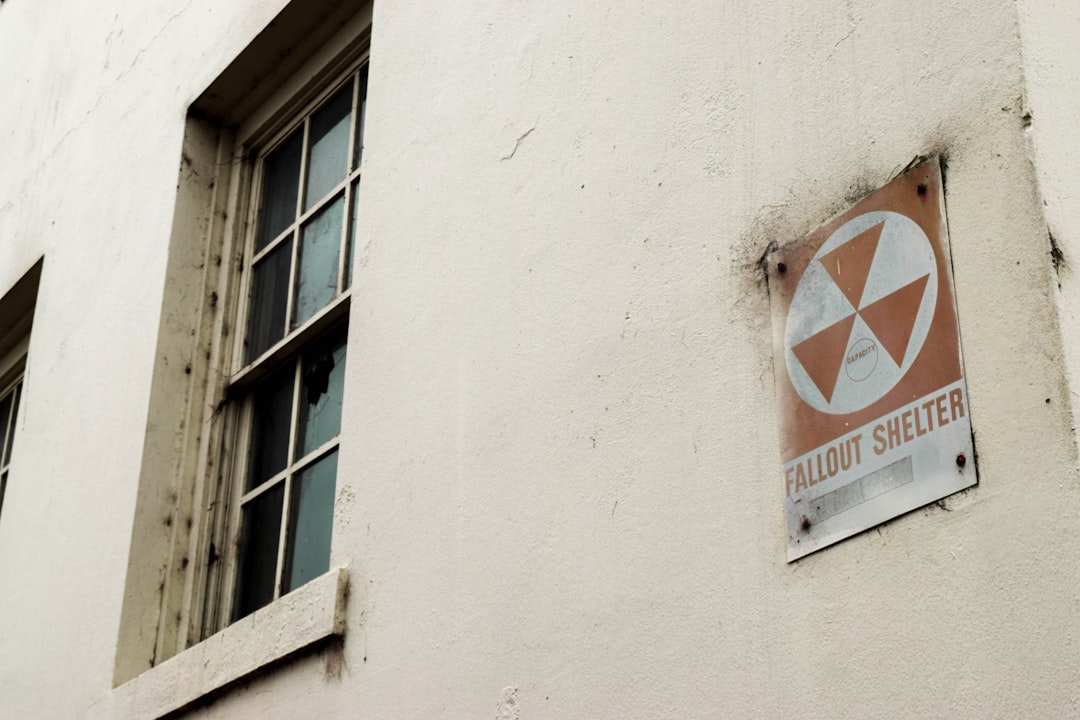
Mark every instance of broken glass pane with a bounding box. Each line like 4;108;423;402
283;450;337;593
255;129;303;252
352;66;368;171
304;85;352;211
247;368;294;491
297;329;347;459
293;196;343;328
233;483;284;620
246;238;292;363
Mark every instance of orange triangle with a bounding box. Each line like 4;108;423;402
858;274;930;366
791;314;856;404
819;222;884;308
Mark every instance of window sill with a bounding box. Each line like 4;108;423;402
92;567;348;720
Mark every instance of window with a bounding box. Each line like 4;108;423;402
216;63;367;623
0;372;23;520
0;259;40;528
114;3;370;692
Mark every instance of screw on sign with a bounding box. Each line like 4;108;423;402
766;157;976;561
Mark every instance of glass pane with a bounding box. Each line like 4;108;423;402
245;238;292;363
0;471;6;521
233;484;285;621
283;450;338;593
0;391;11;467
304;85;352;211
293;196;343;328
7;381;20;460
247;367;295;491
255;129;303;252
352;66;368;171
346;179;359;289
297;329;347;459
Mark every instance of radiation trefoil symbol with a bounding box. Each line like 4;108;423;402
784;211;938;415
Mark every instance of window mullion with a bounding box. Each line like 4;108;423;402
292;437;341;474
250;226;293;266
283;119;312;335
338;69;362;294
239;465;291;505
273;475;293;602
283;228;300;338
273;357;304;600
297;184;346;225
296;117;311;216
337;183;352;295
228;290;350;387
0;412;9;468
346;71;359;173
0;384;15;467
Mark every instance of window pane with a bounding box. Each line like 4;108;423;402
304;85;352;211
233;484;285;620
346;178;360;289
297;330;347;458
255;129;303;252
7;381;20;460
0;391;11;467
246;238;292;363
247;367;295;491
283;450;338;593
352;66;368;171
0;471;6;520
293;196;343;328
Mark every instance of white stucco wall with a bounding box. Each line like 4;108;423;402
0;1;307;716
0;1;1077;718
1015;0;1080;459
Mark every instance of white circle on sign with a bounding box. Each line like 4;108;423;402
784;211;937;415
844;337;878;382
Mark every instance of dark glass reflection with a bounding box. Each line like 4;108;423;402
247;368;294;491
233;484;284;621
255;129;303;252
246;239;292;363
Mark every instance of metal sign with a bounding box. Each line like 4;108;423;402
767;158;975;561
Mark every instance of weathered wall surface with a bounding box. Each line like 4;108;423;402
0;1;1077;718
1015;0;1080;464
0;1;298;716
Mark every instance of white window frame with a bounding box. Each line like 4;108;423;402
195;47;368;641
111;4;372;701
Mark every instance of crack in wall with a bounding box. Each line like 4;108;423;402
500;127;535;161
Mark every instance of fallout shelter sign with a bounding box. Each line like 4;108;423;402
768;158;975;561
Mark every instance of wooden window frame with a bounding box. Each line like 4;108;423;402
195;49;368;640
112;2;371;689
